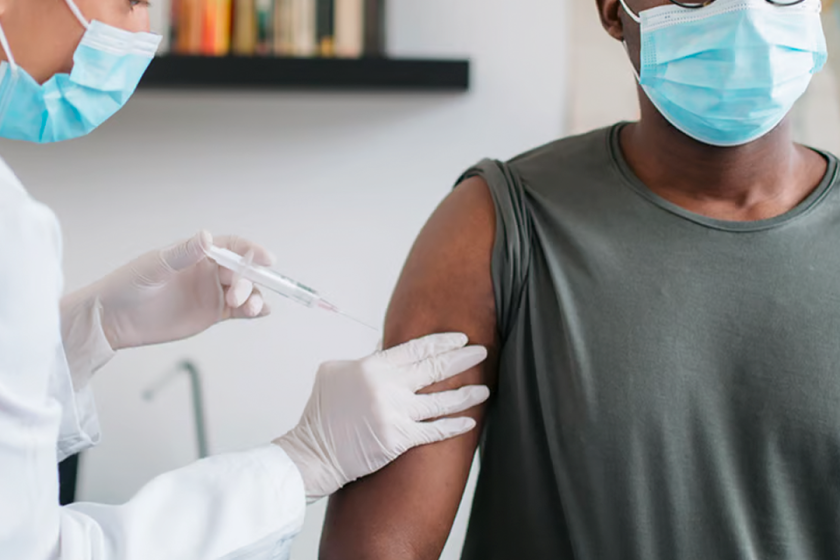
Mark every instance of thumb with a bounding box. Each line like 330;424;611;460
160;230;212;272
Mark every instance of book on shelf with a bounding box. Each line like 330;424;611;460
168;0;385;59
255;0;273;55
317;0;335;57
273;0;294;55
292;0;317;57
203;0;232;55
363;0;384;56
335;0;363;58
232;0;256;55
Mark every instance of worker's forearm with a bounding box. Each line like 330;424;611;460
62;445;305;560
60;288;115;389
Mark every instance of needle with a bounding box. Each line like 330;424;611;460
334;309;380;332
317;299;380;332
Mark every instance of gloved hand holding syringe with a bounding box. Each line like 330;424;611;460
204;245;378;331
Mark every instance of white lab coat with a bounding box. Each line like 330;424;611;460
0;159;306;560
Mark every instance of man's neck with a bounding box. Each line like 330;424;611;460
620;95;828;222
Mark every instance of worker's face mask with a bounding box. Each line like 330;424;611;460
619;0;827;147
0;0;160;143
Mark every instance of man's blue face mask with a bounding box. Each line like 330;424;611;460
619;0;828;147
0;0;161;143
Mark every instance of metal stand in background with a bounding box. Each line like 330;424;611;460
143;360;210;459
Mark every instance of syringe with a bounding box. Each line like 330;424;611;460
205;245;378;331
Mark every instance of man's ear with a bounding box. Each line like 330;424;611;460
596;0;626;41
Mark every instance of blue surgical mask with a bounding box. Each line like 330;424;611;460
0;0;161;143
619;0;827;147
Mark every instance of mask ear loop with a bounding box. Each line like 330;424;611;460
63;0;91;30
618;0;642;82
0;20;19;133
622;40;642;82
0;21;18;74
618;0;642;23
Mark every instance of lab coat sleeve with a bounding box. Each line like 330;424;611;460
54;291;114;460
61;444;307;560
60;289;115;387
52;344;102;462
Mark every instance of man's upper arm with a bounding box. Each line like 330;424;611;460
320;176;500;560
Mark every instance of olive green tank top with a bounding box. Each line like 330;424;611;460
459;124;840;560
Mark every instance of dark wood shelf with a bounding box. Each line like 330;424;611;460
139;55;470;91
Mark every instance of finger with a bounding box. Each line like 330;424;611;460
411;417;477;447
409;385;491;421
230;248;254;299
406;345;488;391
218;266;236;286
215;234;276;267
229;289;270;319
215;250;254;287
159;230;212;273
377;333;469;367
226;277;255;308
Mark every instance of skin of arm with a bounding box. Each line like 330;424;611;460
319;176;500;560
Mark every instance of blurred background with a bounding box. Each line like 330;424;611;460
5;0;840;558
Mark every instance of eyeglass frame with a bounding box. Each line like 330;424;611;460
668;0;805;8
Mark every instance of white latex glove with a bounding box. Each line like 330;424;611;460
64;231;274;353
274;333;490;502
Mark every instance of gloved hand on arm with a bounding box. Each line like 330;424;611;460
60;230;271;385
275;333;490;502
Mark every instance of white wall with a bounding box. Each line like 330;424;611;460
0;1;567;558
568;0;638;135
791;11;840;155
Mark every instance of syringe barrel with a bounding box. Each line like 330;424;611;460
246;266;321;308
205;246;321;308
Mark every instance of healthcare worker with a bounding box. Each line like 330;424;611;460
0;0;491;559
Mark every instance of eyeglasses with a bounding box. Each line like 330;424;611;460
669;0;805;7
